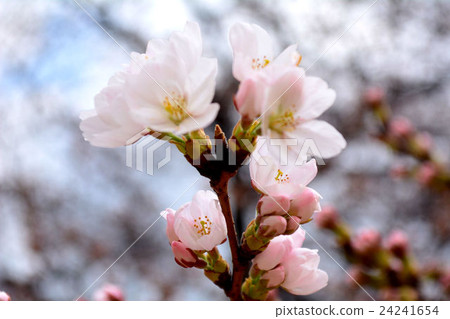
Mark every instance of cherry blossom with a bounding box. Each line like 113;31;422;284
161;190;227;251
253;228;328;295
236;65;346;158
229;22;301;82
80;21;219;147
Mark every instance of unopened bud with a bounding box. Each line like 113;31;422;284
414;132;433;155
261;266;285;289
171;241;205;268
257;216;287;237
284;216;301;235
93;284;124;301
386;230;409;258
315;206;339;230
0;291;11;301
416;162;437;186
389;117;413;138
364;87;385;108
351;229;381;256
257;195;290;216
289;188;321;222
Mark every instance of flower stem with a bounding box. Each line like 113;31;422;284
211;176;248;301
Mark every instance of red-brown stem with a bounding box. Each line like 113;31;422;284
211;176;247;301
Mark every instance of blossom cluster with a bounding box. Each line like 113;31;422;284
80;21;347;300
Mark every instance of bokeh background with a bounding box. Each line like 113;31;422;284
0;0;449;300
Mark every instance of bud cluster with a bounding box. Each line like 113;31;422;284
317;206;450;301
365;88;450;191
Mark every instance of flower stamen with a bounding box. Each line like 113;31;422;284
252;56;271;70
268;106;298;133
163;93;189;125
275;169;290;184
193;216;212;236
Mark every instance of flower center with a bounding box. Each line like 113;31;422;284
193;216;212;237
163;94;189;125
252;56;271;70
268;107;298;133
275;169;290;184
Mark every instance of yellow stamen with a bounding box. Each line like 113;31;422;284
252;55;271;70
268;106;298;133
194;216;212;236
275;169;290;183
163;93;189;125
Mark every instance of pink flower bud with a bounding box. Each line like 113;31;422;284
171;241;199;268
389;117;413;138
257;216;287;237
386;230;409;258
364;87;385;107
315;206;339;229
416;162;437;186
289;188;320;222
234;77;266;126
351;229;381;256
261;265;285;288
284;216;301;235
0;291;11;301
257;195;290;216
415;132;433;154
93;284;124;301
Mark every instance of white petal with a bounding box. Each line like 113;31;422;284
290;120;347;159
273;44;300;67
297;76;336;120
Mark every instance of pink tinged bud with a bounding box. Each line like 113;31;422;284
389;117;413;138
258;195;290;216
93;284;124;301
415;132;433;153
261;266;286;288
314;206;339;229
289;188;320;222
284;216;301;235
0;291;11;301
352;229;381;255
386;230;409;257
235;77;266;125
171;241;199;268
257;216;287;237
364;87;385;107
416;162;437;186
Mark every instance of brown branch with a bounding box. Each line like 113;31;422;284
211;176;248;301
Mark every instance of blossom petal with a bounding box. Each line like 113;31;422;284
289;120;347;159
297;76;336;120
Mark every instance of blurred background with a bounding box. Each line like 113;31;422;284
0;0;449;300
